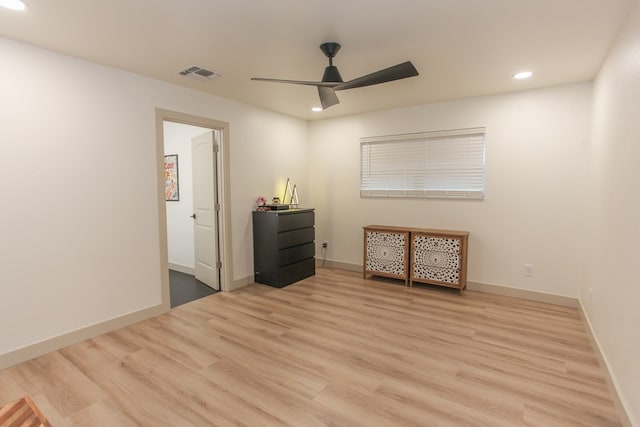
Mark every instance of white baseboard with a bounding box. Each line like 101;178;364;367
0;304;168;371
316;258;362;272
578;301;634;427
316;260;579;308
229;275;254;291
466;281;578;308
168;262;195;275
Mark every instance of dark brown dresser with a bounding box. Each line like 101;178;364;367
252;208;315;287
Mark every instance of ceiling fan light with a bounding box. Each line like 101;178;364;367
0;0;26;10
311;107;323;112
513;71;533;80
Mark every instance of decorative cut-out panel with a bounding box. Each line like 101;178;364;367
412;235;462;284
411;235;463;285
413;235;460;254
365;231;406;277
414;249;460;270
413;263;460;284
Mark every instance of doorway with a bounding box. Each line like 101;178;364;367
155;109;232;310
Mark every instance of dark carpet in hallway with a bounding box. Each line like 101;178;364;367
169;269;217;308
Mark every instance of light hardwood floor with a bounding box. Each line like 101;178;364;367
0;268;624;426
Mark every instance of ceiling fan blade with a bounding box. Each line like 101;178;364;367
335;61;419;91
318;87;340;109
251;77;339;88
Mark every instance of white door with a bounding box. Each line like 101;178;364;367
191;131;219;290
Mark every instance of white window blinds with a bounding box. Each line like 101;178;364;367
360;128;485;199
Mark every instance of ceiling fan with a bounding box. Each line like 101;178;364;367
251;42;419;110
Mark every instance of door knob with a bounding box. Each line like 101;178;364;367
190;214;196;219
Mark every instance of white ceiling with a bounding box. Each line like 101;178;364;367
0;0;634;120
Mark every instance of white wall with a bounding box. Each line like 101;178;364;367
0;35;307;358
162;122;212;271
586;0;640;424
308;83;592;298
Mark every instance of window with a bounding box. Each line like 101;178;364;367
360;127;485;199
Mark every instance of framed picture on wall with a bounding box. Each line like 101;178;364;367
164;154;179;201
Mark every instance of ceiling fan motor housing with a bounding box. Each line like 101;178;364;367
320;42;343;82
322;66;343;83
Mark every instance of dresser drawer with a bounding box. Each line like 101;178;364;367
278;242;315;267
278;227;314;249
276;258;315;287
278;211;314;232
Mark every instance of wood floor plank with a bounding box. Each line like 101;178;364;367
14;352;107;417
0;368;27;404
195;325;330;398
60;345;201;426
122;348;280;427
0;268;625;426
201;359;368;427
374;378;523;427
68;399;139;427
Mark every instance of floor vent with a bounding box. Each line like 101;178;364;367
178;66;222;81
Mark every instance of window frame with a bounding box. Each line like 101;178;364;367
359;127;486;200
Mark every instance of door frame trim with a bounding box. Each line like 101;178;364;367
155;109;232;306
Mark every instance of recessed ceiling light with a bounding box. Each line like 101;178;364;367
513;71;533;80
311;107;323;112
0;0;26;10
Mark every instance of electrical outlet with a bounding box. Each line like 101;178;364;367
524;264;534;277
322;241;328;249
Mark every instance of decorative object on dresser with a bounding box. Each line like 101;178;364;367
363;225;469;294
253;209;315;287
256;196;269;211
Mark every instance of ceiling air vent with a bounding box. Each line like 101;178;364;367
178;66;222;81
